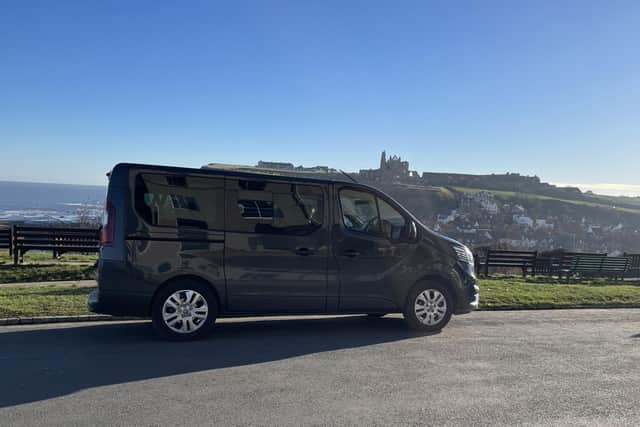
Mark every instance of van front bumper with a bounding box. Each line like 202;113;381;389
454;273;479;315
469;284;480;310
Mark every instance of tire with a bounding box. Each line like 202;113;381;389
403;281;453;332
152;280;218;341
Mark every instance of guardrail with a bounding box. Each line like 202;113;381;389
0;225;101;265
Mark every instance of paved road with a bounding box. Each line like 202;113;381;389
1;310;639;426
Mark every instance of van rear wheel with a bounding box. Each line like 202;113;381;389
403;281;453;332
152;280;217;341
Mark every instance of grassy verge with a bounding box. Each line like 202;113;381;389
1;277;639;319
0;284;94;318
0;252;97;265
481;277;640;308
0;264;95;284
0;251;96;284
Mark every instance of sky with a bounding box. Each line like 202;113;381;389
1;0;639;195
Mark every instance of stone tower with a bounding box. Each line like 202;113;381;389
380;150;387;169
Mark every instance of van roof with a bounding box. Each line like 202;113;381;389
110;162;363;187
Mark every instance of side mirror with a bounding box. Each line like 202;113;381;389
386;219;418;242
409;220;418;241
399;220;418;242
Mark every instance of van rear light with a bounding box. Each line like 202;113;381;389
101;201;115;246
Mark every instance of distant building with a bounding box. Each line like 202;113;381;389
513;215;534;227
437;209;458;224
295;165;329;172
459;191;499;215
204;161;334;176
534;219;554;230
359;151;414;182
587;225;601;234
257;161;295;170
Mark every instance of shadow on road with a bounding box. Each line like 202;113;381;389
0;315;431;408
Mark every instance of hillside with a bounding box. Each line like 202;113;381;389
449;186;640;216
364;180;640;253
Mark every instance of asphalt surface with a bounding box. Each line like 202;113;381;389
1;309;639;426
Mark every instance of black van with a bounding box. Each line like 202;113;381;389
89;163;478;340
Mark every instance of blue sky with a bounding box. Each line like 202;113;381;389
1;1;639;194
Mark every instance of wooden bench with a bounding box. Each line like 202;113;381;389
554;252;603;278
559;252;629;279
482;250;538;277
533;256;562;276
0;227;11;255
623;253;640;279
600;256;630;280
568;253;607;277
13;225;100;264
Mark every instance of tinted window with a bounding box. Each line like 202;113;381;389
237;199;274;219
134;173;224;229
339;189;381;235
378;197;407;240
226;179;324;235
339;189;409;240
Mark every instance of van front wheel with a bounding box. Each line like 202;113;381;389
152;281;217;341
403;282;453;332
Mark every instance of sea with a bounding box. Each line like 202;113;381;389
0;181;106;224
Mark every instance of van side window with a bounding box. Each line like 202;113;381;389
339;189;381;235
237;199;274;219
134;173;224;230
378;197;407;240
226;180;324;235
339;189;409;240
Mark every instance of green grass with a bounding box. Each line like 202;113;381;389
0;250;96;284
0;284;94;318
0;264;95;284
449;186;640;215
1;277;639;319
481;277;640;308
0;251;97;265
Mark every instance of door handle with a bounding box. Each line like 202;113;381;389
343;249;360;258
295;247;313;256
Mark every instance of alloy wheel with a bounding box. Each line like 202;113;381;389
162;289;209;334
414;289;447;326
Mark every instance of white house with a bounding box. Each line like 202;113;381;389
513;215;534;227
535;219;554;230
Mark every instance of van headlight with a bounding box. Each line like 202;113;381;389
453;244;475;277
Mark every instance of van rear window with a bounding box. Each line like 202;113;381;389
134;173;224;230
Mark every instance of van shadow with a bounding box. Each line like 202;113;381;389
0;315;434;408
